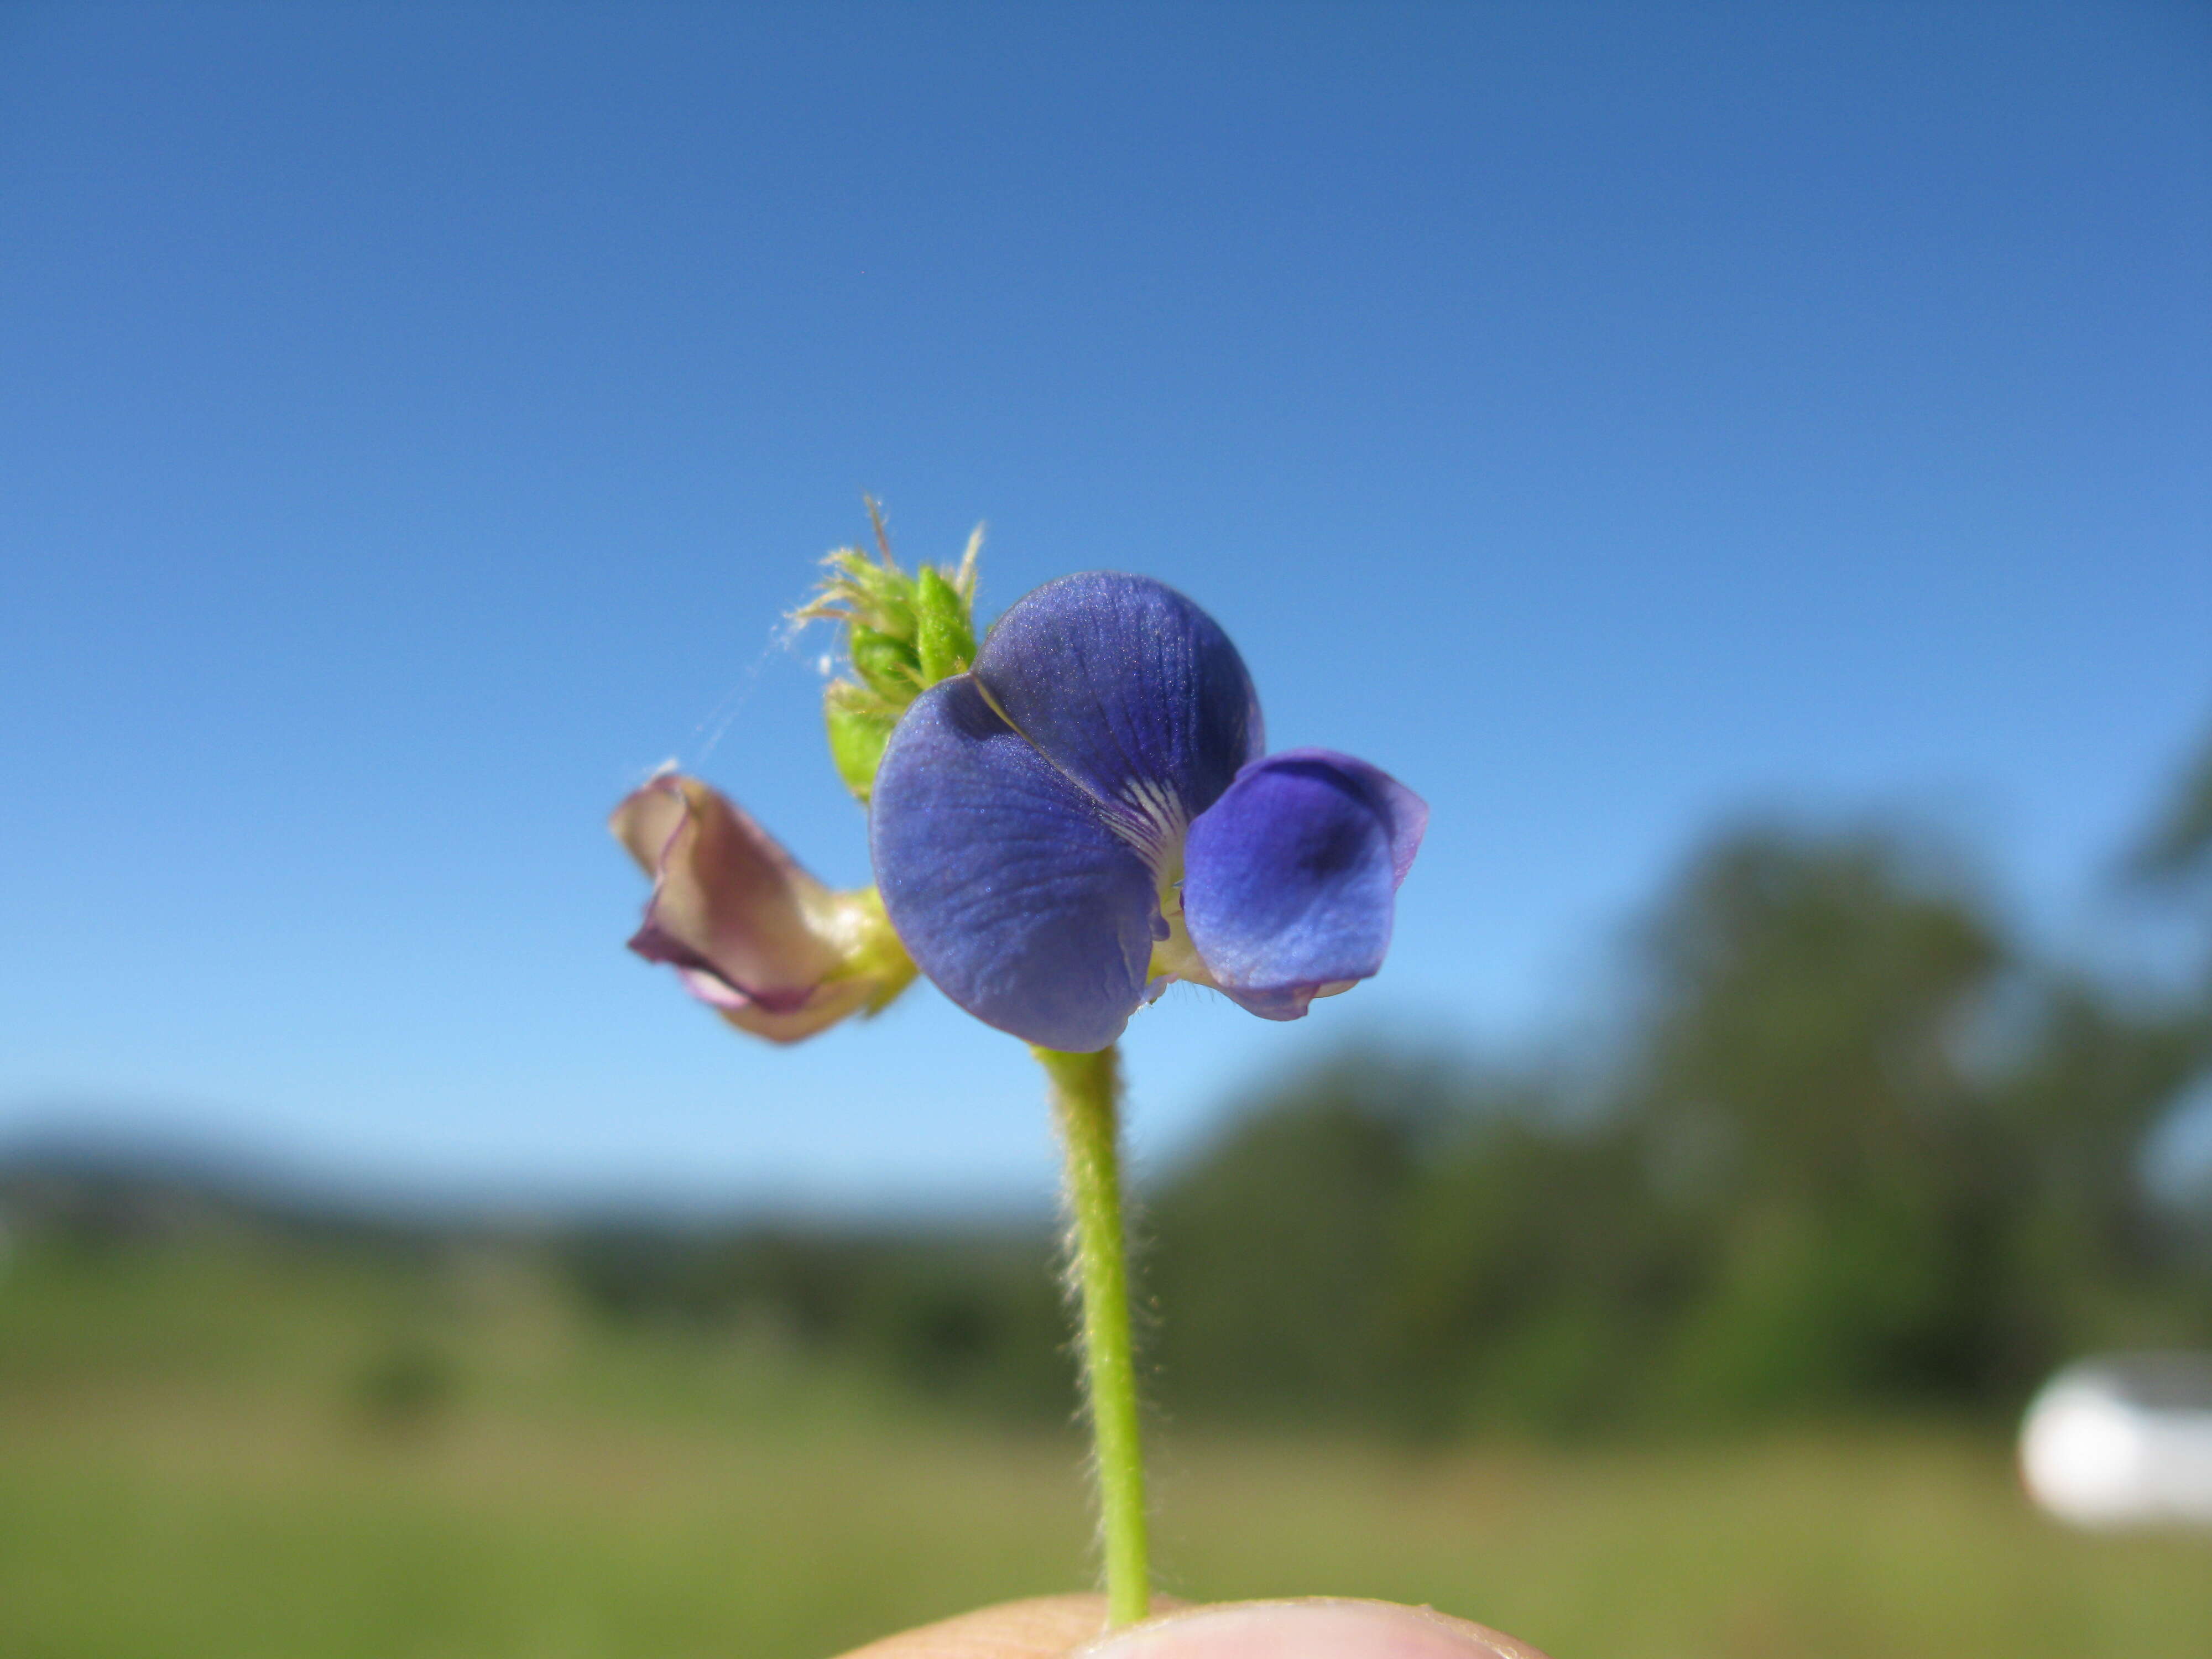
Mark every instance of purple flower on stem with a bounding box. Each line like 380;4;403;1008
611;771;914;1043
870;572;1426;1052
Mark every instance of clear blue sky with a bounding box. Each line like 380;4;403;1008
4;3;2208;1214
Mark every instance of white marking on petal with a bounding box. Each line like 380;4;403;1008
1100;776;1191;875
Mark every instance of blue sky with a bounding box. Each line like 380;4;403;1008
3;3;2208;1214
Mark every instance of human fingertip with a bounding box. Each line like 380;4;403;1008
1074;1599;1548;1659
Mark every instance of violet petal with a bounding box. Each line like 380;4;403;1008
870;674;1160;1052
972;572;1264;855
1181;748;1426;1021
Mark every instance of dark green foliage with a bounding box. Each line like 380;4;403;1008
2134;726;2212;886
1387;1118;1700;1434
1145;1066;1434;1425
556;1225;1076;1420
352;1338;458;1430
1629;829;2017;1416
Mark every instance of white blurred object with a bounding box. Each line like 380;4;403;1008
2020;1353;2212;1527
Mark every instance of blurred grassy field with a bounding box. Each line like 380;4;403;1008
2;1236;2206;1659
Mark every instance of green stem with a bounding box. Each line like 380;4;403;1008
1032;1044;1150;1628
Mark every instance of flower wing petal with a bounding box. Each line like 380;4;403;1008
871;674;1160;1052
1181;749;1427;1022
972;572;1264;852
609;774;841;1004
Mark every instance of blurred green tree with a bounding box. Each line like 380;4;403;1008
1144;1055;1451;1426
1625;827;2016;1417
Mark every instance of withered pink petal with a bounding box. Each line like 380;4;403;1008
687;970;879;1045
608;773;842;1003
627;924;817;1014
609;776;688;878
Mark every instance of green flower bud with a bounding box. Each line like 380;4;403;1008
795;503;983;804
825;681;898;804
914;565;977;685
849;623;921;702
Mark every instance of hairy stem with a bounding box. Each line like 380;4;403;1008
1032;1043;1150;1627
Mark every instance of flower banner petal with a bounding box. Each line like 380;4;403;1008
972;573;1265;856
1181;749;1427;1022
872;674;1162;1052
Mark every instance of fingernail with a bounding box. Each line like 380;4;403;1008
1079;1600;1521;1659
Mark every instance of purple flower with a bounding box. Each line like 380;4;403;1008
611;772;913;1043
870;572;1426;1052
